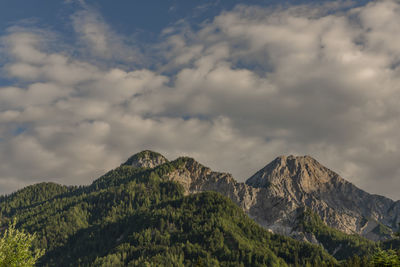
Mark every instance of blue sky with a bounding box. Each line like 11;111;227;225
0;1;341;34
0;0;399;200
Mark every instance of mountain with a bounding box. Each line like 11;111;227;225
157;153;399;242
245;155;400;241
0;150;398;265
0;153;337;266
124;152;398;260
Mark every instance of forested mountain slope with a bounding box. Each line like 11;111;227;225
0;156;337;266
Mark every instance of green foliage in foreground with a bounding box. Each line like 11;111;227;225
0;219;44;267
0;161;337;266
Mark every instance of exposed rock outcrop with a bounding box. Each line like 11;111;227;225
122;150;168;168
245;155;400;240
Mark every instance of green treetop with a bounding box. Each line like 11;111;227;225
0;219;44;267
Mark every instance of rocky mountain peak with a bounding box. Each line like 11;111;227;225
122;150;168;168
119;152;398;241
246;155;339;192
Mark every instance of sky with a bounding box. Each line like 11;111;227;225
0;0;399;200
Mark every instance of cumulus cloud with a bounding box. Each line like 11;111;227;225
0;0;399;200
153;0;400;199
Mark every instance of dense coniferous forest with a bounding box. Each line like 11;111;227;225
0;156;399;266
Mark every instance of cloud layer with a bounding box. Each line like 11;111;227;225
0;1;399;200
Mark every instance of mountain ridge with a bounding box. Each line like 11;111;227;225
126;151;399;242
0;155;338;266
1;150;399;264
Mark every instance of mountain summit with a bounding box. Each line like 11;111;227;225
122;150;168;168
243;155;399;240
246;155;338;193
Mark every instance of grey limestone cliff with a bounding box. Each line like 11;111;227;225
245;155;400;241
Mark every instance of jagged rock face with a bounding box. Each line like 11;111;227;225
246;155;336;194
122;150;168;168
162;154;399;242
245;155;399;240
165;158;261;211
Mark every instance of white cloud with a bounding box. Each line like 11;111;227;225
3;31;48;64
71;7;143;64
0;0;399;200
